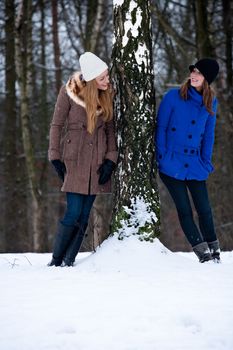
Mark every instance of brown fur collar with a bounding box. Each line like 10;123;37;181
65;72;104;119
65;71;86;109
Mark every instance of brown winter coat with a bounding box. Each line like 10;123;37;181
48;72;118;195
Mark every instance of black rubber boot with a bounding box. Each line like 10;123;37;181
208;240;221;263
193;242;212;263
63;222;88;266
48;223;75;266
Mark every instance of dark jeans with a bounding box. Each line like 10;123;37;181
159;172;217;247
61;193;96;227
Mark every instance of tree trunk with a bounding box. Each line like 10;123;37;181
15;0;45;252
51;0;62;94
194;0;215;57
222;0;233;91
85;0;106;53
111;0;160;241
2;0;29;252
38;0;49;250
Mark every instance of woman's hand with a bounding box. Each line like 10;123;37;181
51;159;66;181
98;159;116;185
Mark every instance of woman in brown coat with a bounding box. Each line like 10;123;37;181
48;52;118;267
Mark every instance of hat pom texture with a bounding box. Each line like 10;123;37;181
189;58;219;85
79;52;108;82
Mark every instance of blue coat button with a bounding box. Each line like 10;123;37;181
184;163;189;168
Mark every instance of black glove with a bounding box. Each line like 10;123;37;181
51;159;66;181
98;159;116;185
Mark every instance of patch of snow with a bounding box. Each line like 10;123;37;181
1;236;233;349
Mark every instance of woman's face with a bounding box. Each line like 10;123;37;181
190;68;205;90
95;70;109;90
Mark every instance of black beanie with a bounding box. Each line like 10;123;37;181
189;58;219;85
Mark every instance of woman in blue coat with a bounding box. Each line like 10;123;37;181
156;58;220;263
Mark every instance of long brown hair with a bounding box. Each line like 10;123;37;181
79;79;113;133
180;79;215;115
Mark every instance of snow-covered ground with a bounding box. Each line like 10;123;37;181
1;235;233;350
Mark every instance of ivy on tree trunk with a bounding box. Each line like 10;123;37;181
111;0;160;241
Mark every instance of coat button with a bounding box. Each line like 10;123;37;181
184;149;188;153
201;133;203;137
190;150;195;154
89;142;93;146
171;127;176;131
191;120;196;124
188;134;192;139
184;163;189;168
159;155;162;159
67;139;71;143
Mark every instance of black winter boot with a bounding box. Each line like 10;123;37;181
208;240;221;262
193;242;212;263
48;223;75;266
62;222;88;266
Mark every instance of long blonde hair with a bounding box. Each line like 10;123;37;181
78;80;113;133
180;79;215;115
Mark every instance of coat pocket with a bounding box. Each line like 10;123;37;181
62;122;85;161
198;157;214;174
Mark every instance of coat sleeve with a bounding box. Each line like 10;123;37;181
200;98;218;172
155;89;175;162
48;86;71;161
105;117;118;164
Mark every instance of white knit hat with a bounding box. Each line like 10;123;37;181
79;52;108;82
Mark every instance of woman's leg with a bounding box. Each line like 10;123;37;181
159;173;212;262
187;180;220;261
61;192;85;226
159;172;203;247
79;195;96;224
48;193;85;266
186;180;217;242
63;194;96;266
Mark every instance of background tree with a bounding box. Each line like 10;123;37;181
15;0;48;251
1;0;29;252
51;0;62;94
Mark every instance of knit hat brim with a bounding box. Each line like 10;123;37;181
189;65;195;72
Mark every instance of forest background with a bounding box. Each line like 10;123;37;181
0;0;232;253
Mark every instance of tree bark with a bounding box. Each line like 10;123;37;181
15;0;45;252
111;0;160;241
222;0;233;97
2;0;29;252
86;0;106;53
51;0;62;95
194;0;215;57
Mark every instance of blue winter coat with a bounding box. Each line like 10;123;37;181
155;87;218;180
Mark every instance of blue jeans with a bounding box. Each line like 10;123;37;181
159;172;217;247
61;193;96;227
